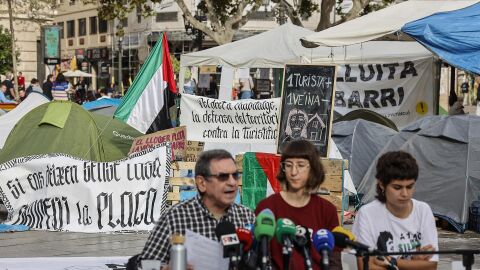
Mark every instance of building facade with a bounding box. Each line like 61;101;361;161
0;3;52;84
53;0;114;91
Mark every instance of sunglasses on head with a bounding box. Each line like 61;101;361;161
205;171;241;182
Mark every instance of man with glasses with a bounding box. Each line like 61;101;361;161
137;149;255;269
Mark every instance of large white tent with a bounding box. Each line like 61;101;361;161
0;91;50;149
180;23;433;68
179;23;434;92
300;0;478;47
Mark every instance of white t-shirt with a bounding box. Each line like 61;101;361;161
352;199;439;261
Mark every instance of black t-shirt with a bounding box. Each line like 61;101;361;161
2;79;14;99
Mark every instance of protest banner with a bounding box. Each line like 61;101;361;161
335;58;434;127
180;94;280;144
0;145;171;233
278;64;337;157
129;126;186;161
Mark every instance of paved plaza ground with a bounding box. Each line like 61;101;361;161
0;227;479;269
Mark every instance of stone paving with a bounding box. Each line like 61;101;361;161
0;228;479;269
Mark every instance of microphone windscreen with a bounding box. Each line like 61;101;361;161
312;229;335;252
332;232;349;248
275;218;297;243
215;220;236;239
332;226;356;241
254;209;276;240
236;228;253;251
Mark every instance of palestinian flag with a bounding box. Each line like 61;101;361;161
241;152;282;210
114;32;177;134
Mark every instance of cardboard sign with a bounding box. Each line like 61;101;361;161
129;126;186;161
184;141;205;162
278;64;337;157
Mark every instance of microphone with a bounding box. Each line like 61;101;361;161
332;226;356;241
312;229;335;270
215;221;241;270
254;208;276;270
331;227;372;253
236;227;254;252
275;218;296;270
293;225;313;270
237;227;257;270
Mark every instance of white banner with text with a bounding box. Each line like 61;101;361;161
0;145;171;233
180;94;280;143
334;58;434;127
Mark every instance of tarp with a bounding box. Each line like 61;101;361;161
0;101;142;163
0;91;50;149
82;97;122;117
358;115;480;232
300;0;478;47
181;23;433;68
332;119;397;187
401;2;480;75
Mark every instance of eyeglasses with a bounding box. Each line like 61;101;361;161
205;171;241;182
281;162;310;172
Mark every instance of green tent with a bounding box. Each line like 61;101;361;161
0;101;143;163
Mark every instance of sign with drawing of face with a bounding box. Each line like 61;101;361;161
278;65;337;157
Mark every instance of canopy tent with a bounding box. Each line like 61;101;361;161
0;91;50;149
0;101;142;164
300;0;477;47
181;23;433;68
63;70;93;77
332;119;397;188
401;2;480;75
358;115;480;232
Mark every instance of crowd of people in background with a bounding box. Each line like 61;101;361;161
0;71;119;105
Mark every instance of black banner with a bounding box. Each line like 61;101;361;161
277;65;336;157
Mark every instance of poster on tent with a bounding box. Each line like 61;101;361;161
334;58;434;128
0;145;171;233
180;94;280;144
278;64;337;157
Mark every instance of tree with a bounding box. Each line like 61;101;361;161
0;26;17;75
5;0;56;100
93;0;395;46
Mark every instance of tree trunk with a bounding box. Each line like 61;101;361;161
316;0;336;31
7;0;18;101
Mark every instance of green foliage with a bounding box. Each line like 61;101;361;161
298;0;319;18
197;0;259;25
170;54;180;75
360;0;395;16
0;26;15;75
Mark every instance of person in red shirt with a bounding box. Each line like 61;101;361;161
255;139;341;270
17;71;25;90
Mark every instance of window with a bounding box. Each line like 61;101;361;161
58;22;64;39
155;12;178;22
99;18;108;33
78;18;86;36
69;0;75;5
121;18;128;27
67;20;75;38
89;16;97;34
136;6;142;23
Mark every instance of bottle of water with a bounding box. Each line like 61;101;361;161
170;234;187;270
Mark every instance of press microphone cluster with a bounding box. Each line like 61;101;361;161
217;209;361;270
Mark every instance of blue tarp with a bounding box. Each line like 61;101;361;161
401;2;480;75
82;98;122;111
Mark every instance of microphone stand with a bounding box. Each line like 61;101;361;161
360;249;480;270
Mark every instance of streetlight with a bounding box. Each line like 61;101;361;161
274;2;287;25
118;36;123;95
